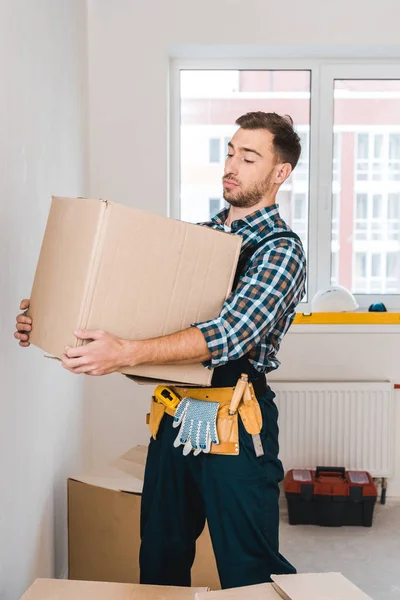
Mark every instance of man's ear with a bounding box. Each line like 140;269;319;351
274;163;292;184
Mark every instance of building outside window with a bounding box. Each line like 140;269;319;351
209;138;221;163
209;197;224;217
175;64;400;308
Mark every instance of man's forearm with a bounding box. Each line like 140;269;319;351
123;326;211;368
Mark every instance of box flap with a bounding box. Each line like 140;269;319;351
69;474;143;494
271;573;372;600
125;375;204;387
21;579;208;600
122;365;213;387
120;445;147;465
196;582;279;599
195;573;372;600
110;445;147;481
70;445;148;493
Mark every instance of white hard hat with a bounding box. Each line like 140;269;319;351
311;285;359;312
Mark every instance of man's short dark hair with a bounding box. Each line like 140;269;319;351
235;111;302;170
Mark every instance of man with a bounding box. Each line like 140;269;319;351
15;112;306;589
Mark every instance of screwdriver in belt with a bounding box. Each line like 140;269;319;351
229;374;264;458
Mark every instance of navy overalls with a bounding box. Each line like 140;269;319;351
139;233;298;589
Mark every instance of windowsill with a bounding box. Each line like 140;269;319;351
292;311;400;333
289;324;400;334
294;312;400;325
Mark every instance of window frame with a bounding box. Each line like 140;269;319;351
170;58;400;311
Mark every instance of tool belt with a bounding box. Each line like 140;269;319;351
147;375;263;456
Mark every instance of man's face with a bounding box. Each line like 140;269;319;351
222;128;281;208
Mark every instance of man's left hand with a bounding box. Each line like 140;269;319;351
62;330;130;376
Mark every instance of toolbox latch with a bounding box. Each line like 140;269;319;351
349;486;363;503
300;483;314;501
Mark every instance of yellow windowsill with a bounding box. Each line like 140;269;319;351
293;312;400;325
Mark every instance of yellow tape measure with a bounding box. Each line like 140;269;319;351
153;386;181;410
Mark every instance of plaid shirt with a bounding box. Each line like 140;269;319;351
194;204;307;374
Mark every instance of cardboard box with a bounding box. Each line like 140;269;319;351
68;446;221;590
21;574;372;600
21;579;207;599
197;573;372;599
67;445;372;598
28;197;241;386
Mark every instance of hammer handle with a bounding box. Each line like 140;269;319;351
229;374;248;415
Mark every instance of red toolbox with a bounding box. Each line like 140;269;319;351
284;466;377;527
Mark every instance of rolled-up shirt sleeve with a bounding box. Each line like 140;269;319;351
193;241;306;368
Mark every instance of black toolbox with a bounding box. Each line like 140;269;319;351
284;466;377;527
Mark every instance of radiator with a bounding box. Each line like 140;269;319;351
273;381;394;478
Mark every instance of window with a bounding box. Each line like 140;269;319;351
371;254;381;278
174;61;400;309
208;137;231;164
209;197;223;218
294;194;307;220
356;134;369;181
330;73;400;303
356;194;368;219
389;134;400;180
356;132;393;182
209;138;221;163
356;253;367;278
294;132;310;182
388;193;400;219
372;195;382;218
387;252;399;278
178;67;311;257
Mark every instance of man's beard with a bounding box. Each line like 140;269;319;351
223;170;274;208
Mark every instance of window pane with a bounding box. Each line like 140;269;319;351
356;194;368;219
332;79;400;294
209;138;221;163
294;132;309;181
389;134;400;159
224;136;231;155
357;134;369;159
373;135;383;159
372;195;382;218
388;193;400;219
371;254;381;277
294;194;306;219
209;198;222;218
386;252;399;278
356;253;367;278
180;70;311;253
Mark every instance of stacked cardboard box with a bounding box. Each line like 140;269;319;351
68;446;220;590
21;573;373;599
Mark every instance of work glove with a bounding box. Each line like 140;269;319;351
173;397;219;456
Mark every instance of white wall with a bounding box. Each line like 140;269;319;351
0;1;88;598
85;0;400;501
3;3;398;597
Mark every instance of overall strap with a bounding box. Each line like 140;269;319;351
233;231;302;290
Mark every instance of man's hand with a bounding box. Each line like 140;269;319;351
62;326;211;376
14;299;32;347
62;330;131;376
